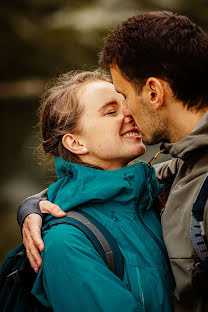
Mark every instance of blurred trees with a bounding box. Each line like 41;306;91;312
1;0;208;263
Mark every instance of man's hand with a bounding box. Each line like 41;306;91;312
22;200;66;273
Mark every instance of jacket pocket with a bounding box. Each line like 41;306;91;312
128;265;145;309
170;258;197;301
128;264;174;312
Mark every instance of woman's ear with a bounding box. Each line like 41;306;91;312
145;77;164;110
62;134;88;155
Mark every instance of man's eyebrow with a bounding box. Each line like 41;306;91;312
98;101;118;111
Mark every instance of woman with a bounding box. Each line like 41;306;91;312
19;70;174;311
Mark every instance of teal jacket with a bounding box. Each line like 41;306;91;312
32;157;174;311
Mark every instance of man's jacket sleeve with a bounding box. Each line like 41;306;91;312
17;188;48;227
32;224;143;312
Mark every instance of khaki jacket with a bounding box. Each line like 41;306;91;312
155;112;208;312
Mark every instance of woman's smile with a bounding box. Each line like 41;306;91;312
121;127;142;139
69;80;146;170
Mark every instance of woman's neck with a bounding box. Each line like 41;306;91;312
78;155;127;171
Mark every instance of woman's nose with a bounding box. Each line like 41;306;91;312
122;105;132;117
124;115;134;124
122;106;134;123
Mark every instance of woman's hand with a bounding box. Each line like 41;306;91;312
22;200;66;273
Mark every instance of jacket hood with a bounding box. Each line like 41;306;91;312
162;111;208;163
46;157;162;217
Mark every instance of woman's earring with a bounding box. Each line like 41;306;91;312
82;148;88;154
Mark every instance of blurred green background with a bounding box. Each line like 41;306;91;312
1;0;208;265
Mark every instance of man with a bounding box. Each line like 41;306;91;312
98;11;208;311
18;11;208;311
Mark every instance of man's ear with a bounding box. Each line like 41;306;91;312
144;77;164;110
62;134;87;155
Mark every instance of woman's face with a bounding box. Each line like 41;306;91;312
77;80;146;170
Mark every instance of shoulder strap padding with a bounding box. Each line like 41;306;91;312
43;210;124;280
191;173;208;262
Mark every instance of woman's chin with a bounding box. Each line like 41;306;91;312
126;140;146;156
125;149;146;164
134;144;146;157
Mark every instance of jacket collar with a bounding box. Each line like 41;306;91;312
161;111;208;164
49;157;162;214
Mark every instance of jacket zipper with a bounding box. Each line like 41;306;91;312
137;210;169;262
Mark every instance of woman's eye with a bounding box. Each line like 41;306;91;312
106;111;116;115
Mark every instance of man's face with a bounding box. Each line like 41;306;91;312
110;65;167;144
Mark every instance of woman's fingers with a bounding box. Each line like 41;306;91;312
22;214;44;272
39;200;66;217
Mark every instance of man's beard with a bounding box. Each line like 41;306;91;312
141;116;170;145
142;132;167;145
136;96;170;145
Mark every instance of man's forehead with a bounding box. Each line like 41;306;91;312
110;63;121;76
110;65;124;88
110;65;133;94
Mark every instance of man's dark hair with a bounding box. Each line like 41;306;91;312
99;11;208;110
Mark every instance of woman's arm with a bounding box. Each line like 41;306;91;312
32;224;143;312
17;189;65;272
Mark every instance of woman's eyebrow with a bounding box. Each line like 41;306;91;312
98;101;118;111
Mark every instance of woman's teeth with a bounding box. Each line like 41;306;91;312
123;132;138;137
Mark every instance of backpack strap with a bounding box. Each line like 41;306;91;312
43;210;124;280
190;173;208;263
